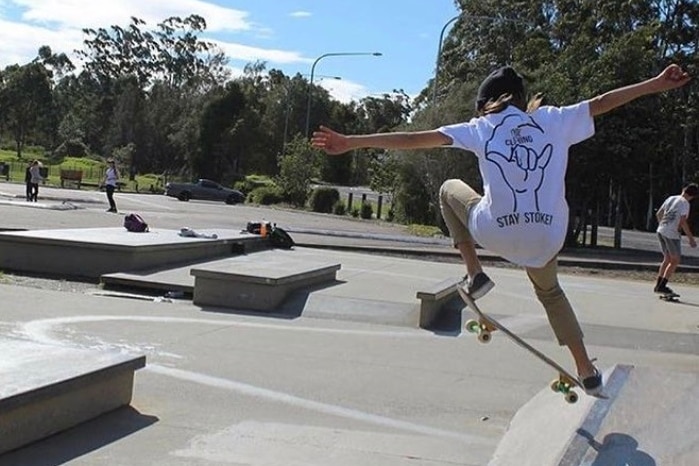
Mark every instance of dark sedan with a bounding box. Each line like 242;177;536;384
165;179;245;205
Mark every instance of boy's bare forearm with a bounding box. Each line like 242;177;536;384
588;64;690;117
587;79;658;117
346;131;447;151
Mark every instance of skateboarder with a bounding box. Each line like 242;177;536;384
655;183;698;295
311;64;691;395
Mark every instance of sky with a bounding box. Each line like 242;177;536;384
0;0;462;103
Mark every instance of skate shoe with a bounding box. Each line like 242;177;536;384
581;368;603;396
460;272;494;300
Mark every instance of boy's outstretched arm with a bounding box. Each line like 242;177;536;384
588;64;691;117
311;125;451;155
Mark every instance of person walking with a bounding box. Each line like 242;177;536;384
311;64;691;396
28;160;42;202
654;183;698;295
103;158;120;213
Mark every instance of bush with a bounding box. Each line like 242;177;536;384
235;174;276;195
351;207;360;218
53;139;90;160
247;185;284;205
360;202;373;219
309;187;340;213
333;200;347;216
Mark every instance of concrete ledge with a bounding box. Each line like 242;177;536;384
415;277;461;328
489;364;699;465
0;228;259;279
191;251;341;311
0;337;146;455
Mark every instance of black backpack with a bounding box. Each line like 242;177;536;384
269;226;295;249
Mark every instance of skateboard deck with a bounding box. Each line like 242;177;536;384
457;286;607;404
659;292;680;302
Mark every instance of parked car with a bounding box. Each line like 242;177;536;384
165;179;245;205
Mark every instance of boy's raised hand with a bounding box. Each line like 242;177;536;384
654;64;691;91
311;126;351;155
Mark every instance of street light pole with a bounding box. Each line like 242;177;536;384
431;15;530;108
305;51;382;137
283;75;340;151
431;15;460;107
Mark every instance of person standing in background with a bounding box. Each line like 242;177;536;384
28;160;42;202
25;161;32;201
103;158;120;213
654;183;698;295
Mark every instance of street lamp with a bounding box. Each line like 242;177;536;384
431;15;460;107
305;51;382;137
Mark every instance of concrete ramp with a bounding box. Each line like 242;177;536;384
489;364;698;466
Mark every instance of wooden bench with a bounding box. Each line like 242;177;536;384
60;169;83;189
415;277;463;327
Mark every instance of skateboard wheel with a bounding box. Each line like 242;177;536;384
465;319;480;334
550;380;561;392
477;331;491;343
565;391;579;404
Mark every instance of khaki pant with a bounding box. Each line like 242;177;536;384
439;179;584;345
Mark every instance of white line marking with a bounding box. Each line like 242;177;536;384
19;315;427;347
15;314;491;445
147;364;493;445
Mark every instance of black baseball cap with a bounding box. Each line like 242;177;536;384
476;66;525;111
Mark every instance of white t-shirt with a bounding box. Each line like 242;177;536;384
656;195;689;239
105;167;119;186
438;102;595;267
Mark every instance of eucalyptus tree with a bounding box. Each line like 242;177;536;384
74;15;229;175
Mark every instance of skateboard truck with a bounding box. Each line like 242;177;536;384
464;318;496;343
550;375;580;404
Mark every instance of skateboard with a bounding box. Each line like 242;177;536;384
457;286;606;404
659;292;680;302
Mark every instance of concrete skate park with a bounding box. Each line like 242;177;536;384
0;182;698;466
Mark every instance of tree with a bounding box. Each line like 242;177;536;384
277;135;322;207
194;81;247;180
0;62;53;158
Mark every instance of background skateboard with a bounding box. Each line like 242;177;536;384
659;292;680;302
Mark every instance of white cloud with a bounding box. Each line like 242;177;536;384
0;1;309;69
0;18;83;65
12;0;251;33
319;78;368;104
212;39;307;65
0;0;373;102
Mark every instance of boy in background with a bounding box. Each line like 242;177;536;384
655;183;698;295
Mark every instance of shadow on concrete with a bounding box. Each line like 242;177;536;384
197;279;346;321
578;430;656;466
425;301;464;337
663;298;699;308
0;406;158;466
